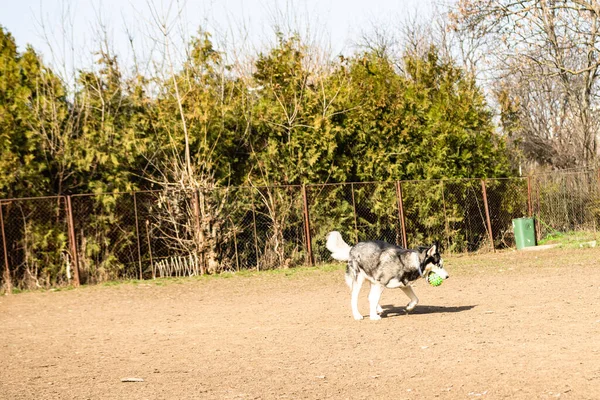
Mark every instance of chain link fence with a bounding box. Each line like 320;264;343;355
532;170;600;238
307;182;402;263
0;196;70;289
2;170;599;290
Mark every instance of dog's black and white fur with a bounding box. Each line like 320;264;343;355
326;231;449;320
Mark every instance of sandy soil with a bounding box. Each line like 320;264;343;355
2;248;600;399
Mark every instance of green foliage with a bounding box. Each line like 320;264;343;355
248;34;350;186
71;51;143;193
338;47;512;183
1;26;522;289
147;30;247;186
2;26;513;194
0;28;49;197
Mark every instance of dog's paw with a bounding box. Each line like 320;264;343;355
369;314;382;321
353;313;364;320
406;301;418;312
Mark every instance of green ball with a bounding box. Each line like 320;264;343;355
428;272;443;287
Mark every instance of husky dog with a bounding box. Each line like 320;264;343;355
326;231;449;320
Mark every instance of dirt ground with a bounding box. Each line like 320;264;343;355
2;247;600;400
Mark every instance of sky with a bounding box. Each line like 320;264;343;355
1;0;438;77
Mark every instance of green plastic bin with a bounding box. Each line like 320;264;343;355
512;217;536;250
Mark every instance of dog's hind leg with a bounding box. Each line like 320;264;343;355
401;286;419;312
350;270;365;320
368;283;385;320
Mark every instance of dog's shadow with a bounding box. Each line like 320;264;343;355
381;304;477;317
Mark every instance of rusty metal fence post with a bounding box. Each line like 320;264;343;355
301;184;314;266
133;192;143;280
535;176;542;241
440;181;451;251
527;175;539;243
350;183;358;243
145;219;155;279
527;176;533;217
230;218;240;272
192;189;205;275
251;189;260;271
0;201;11;293
65;196;81;286
395;181;408;248
480;179;495;252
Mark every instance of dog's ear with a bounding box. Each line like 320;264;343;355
426;243;438;258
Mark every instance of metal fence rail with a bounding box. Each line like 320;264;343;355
1;170;599;291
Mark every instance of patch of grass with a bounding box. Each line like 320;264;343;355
49;286;76;292
65;264;347;291
194;263;344;281
102;281;122;287
538;231;597;248
1;283;81;295
102;279;144;287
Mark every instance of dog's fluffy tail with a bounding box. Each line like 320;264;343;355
326;231;356;289
326;231;352;261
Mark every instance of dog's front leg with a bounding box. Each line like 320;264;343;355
368;283;385;320
351;274;365;320
401;286;419;312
